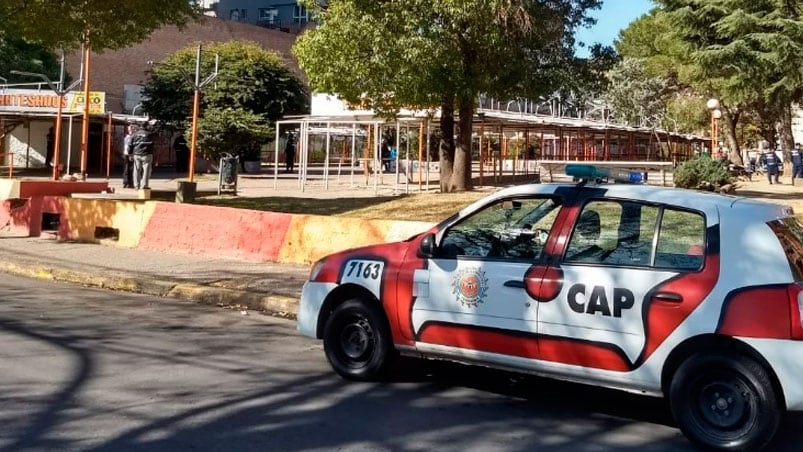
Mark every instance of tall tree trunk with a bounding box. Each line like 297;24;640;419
450;98;474;192
721;107;742;165
779;104;795;162
438;99;455;192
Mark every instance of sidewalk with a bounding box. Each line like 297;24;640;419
0;237;309;317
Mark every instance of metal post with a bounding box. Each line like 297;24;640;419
324;122;331;190
425;120;430;192
273;121;280;190
394;120;400;194
105;112;112;179
80;40;91;180
373;123;379;195
188;45;202;183
350;123;356;187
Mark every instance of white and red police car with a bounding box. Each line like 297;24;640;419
297;165;803;451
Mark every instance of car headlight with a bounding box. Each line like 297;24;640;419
309;259;326;281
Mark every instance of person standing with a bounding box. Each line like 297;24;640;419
173;134;189;173
122;124;135;188
380;139;391;173
285;131;296;173
129;124;155;190
45;127;55;168
759;142;781;184
792;143;803;186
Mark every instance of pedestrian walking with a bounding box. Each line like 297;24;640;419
128;124;155;190
792;143;803;186
759;142;781;184
122;124;135;188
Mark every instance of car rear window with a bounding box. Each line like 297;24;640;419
768;217;803;280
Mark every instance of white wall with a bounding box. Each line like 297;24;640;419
3;119;82;169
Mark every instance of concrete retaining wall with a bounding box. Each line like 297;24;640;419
0;195;435;265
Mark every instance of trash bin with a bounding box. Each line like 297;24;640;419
218;153;239;195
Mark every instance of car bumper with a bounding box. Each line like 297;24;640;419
296;281;338;338
741;337;803;411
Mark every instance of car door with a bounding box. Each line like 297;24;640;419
411;195;563;357
535;198;710;371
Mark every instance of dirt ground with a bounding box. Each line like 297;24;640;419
732;172;803;214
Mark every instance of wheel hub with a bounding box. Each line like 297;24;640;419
699;381;748;429
340;318;373;360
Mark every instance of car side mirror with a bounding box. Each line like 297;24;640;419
418;233;438;258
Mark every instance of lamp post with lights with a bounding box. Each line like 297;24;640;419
706;98;722;155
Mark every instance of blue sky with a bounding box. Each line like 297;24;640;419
574;0;654;57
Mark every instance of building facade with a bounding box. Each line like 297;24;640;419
216;0;314;33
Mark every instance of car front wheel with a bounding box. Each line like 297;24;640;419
323;299;393;381
669;353;781;451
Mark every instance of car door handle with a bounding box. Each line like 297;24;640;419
652;292;683;303
504;280;526;289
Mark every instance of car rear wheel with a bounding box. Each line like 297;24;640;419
323;299;393;381
669;353;781;451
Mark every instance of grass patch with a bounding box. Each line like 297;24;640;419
194;191;488;222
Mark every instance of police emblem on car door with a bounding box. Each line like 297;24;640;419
412;196;563;354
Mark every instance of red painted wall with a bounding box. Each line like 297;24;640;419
138;203;293;261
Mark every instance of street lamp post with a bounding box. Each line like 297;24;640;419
149;45;218;184
10;70;82;180
706;98;721;155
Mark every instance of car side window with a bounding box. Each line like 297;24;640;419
655;208;705;270
564;200;658;266
440;197;561;259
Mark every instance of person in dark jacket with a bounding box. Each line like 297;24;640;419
758;142;781;184
285;132;296;173
127;124;155;190
45;127;55;168
792;143;803;186
173;134;189;173
122;124;136;188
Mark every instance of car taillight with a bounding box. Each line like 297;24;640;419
787;283;803;339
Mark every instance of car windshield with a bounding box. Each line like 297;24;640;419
440;197;562;259
768;217;803;280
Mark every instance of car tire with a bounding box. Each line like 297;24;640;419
323;299;393;381
669;353;781;451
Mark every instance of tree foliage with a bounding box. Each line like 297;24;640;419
196;108;273;161
0;37;63;83
559;43;618;111
0;0;199;51
142;41;309;160
604;57;670;127
673;154;734;190
294;0;600;192
656;0;803;160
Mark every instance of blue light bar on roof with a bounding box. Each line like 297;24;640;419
565;164;644;183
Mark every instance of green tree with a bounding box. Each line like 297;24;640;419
142;41;309;160
559;44;619;116
0;0;199;51
615;8;744;162
604;57;670;127
294;0;600;192
0;37;62;82
195;108;273;161
657;0;803;161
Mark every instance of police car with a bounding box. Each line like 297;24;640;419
297;165;803;451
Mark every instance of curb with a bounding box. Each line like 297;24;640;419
0;261;299;318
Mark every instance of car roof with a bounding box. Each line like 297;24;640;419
480;183;792;219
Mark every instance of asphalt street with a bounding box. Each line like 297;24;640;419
1;275;801;452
